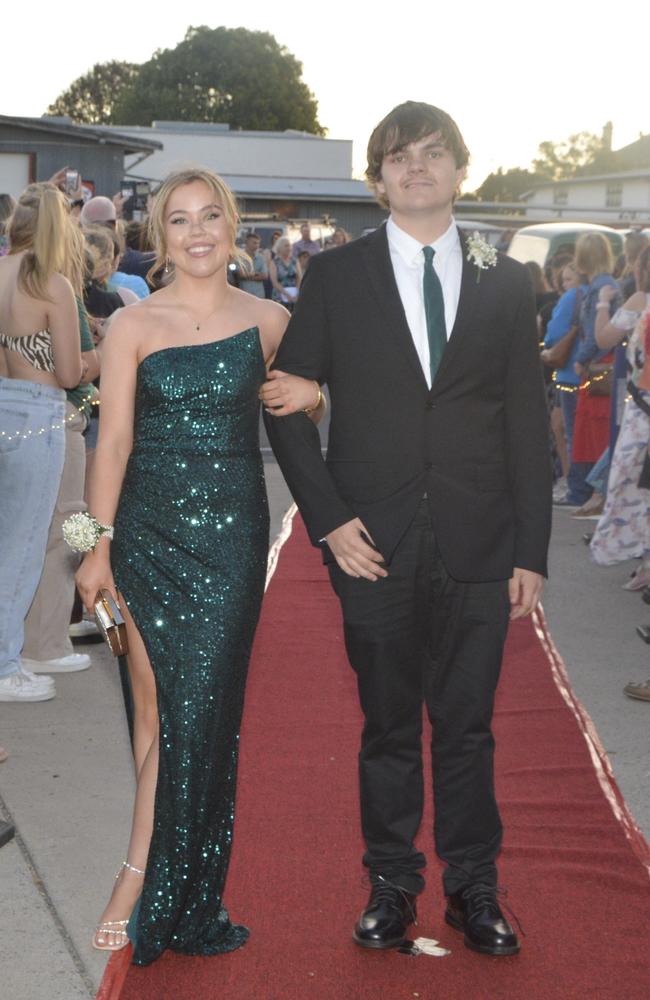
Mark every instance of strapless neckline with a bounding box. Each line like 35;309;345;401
137;326;260;370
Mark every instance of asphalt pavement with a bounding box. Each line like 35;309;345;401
1;461;648;999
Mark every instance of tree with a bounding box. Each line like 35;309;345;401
46;61;139;125
532;130;614;181
473;167;536;202
113;26;324;134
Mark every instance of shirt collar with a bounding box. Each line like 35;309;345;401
387;216;459;267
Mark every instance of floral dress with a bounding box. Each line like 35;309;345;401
591;303;650;566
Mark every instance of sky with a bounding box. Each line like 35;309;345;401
6;2;647;191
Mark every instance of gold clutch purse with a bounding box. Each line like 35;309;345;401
94;589;128;657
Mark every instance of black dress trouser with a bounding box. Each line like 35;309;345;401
328;499;511;897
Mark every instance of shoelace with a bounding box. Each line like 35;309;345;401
368;875;418;925
461;883;526;937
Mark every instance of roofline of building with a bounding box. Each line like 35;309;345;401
126;171;374;202
111;122;343;142
524;167;650;192
0;116;163;152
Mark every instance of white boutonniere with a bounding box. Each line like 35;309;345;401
62;512;114;552
466;232;498;283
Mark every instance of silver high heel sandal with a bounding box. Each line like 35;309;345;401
93;861;146;952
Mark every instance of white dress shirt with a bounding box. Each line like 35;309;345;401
386;216;462;388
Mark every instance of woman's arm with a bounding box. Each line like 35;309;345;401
47;273;83;388
75;310;141;609
295;259;303;290
543;289;576;347
268;258;286;301
258;300;325;423
595;289;645;350
77;299;100;382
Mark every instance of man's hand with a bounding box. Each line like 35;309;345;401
508;567;543;620
326;518;388;581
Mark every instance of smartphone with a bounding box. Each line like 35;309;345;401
65;169;80;196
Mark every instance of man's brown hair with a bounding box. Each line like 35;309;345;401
366;101;470;209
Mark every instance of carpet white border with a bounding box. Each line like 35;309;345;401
533;603;650;879
265;503;298;590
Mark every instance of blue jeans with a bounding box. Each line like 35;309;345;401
558;388;592;503
0;378;66;678
586;448;610;497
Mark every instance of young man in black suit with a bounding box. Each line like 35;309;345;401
262;101;551;957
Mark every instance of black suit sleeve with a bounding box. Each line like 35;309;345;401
263;257;356;544
505;269;553;576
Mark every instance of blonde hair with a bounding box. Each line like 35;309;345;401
83;224;116;283
147;167;246;282
575;233;614;279
8;183;81;301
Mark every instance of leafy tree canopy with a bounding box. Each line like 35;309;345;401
532;129;614;181
46;61;139;125
473;124;617;198
473;167;537;202
46;27;324;134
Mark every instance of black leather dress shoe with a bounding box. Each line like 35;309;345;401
445;884;520;956
353;877;417;949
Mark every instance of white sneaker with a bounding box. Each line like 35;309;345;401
69;619;101;640
0;671;56;702
22;653;91;674
552;478;568;501
20;666;55;689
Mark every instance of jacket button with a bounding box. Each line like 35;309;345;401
426;400;435;410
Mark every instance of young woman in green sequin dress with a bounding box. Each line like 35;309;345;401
76;168;323;965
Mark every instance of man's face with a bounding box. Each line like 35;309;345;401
301;224;311;241
376;132;465;218
246;236;260;255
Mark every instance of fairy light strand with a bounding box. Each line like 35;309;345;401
0;397;100;442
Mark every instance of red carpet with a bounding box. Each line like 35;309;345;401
99;513;650;1000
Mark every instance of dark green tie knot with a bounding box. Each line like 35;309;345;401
422;245;435;266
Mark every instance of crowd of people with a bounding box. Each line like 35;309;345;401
233;221;351;308
536;230;650;701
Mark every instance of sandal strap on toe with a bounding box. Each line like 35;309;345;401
93;919;130;951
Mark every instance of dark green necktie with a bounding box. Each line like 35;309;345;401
422;245;447;384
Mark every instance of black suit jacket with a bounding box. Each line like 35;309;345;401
264;224;552;582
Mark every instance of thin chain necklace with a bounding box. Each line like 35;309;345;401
174;295;223;332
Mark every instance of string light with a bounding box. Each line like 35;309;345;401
552;371;612;394
0;397;100;443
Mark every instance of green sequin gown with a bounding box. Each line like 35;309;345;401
111;327;269;966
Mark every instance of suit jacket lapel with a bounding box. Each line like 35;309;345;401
361;225;429;389
431;228;481;391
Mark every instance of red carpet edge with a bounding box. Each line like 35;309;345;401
533;605;650;878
